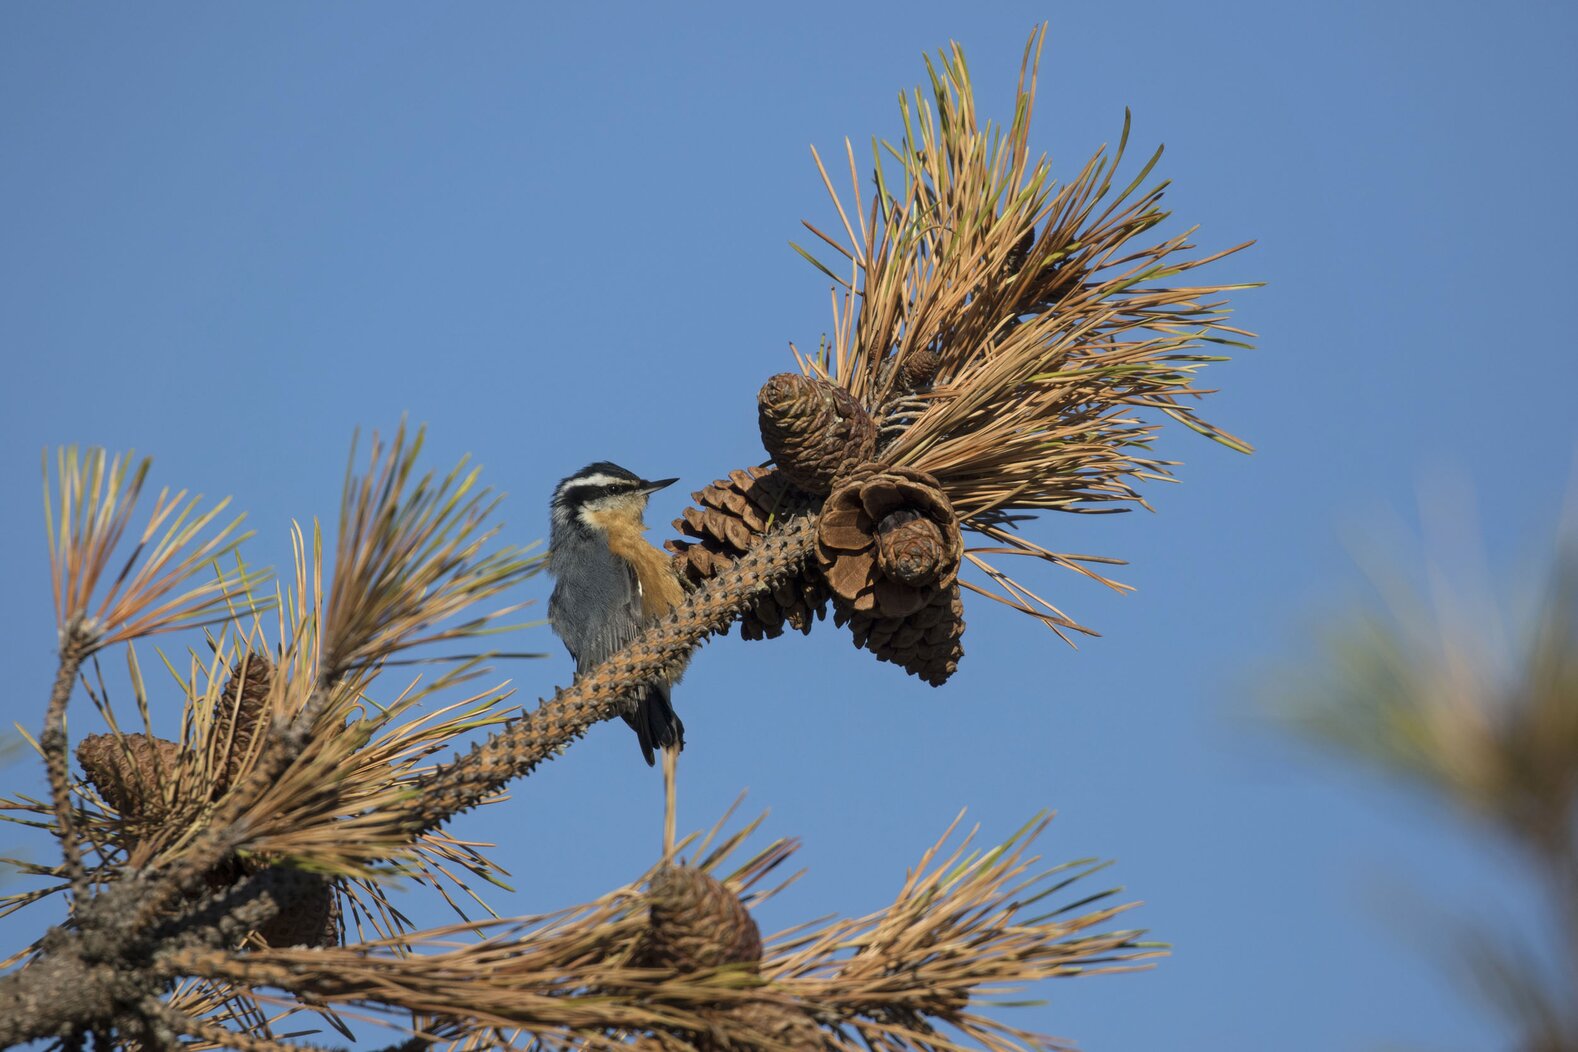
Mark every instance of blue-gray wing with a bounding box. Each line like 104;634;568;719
549;542;645;673
548;545;683;766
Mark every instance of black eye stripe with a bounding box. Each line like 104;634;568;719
556;480;639;507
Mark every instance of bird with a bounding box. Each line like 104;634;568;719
547;461;688;766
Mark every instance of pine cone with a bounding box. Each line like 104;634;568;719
817;466;962;618
818;466;966;684
876;509;949;587
837;582;966;687
667;467;827;640
1003;224;1036;277
198;860;340;949
894;347;941;393
78;676;339;950
697;1002;827;1051
252;868;341;949
211;652;274;794
76;732;182;828
757;373;876;494
636;864;762;973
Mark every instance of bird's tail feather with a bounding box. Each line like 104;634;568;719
625;683;685;767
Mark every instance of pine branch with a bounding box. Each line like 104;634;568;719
406;512;819;833
40;630;93;900
157;812;1150;1052
144;999;432;1052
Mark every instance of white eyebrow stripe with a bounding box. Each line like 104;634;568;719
556;473;643;497
571;474;627;490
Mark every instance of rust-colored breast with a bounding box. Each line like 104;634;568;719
592;513;686;619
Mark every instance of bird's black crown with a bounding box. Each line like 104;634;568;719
552;462;645;509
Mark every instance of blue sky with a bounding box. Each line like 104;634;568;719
2;3;1575;1049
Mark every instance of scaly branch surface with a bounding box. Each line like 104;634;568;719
41;634;91;900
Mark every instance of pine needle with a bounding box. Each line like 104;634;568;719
796;25;1257;631
169;810;1154;1052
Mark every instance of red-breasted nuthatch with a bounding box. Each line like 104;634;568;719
548;461;687;766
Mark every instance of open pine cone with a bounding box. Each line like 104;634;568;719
817;465;963;615
835;583;966;687
667;467;827;640
817;465;966;685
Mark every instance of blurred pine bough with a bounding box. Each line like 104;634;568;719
1274;531;1578;1050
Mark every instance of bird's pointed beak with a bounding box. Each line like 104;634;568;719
641;477;679;494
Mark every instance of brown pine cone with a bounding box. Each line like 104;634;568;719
252;868;341;949
636;864;762;973
876;509;949;587
197;860;340;949
211;652;274;793
667;467;827;640
76;732;183;828
816;465;962;618
893;347;941;393
696;1001;828;1051
757;373;876;494
818;465;966;685
837;581;965;687
1003;224;1036;277
78;693;339;950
